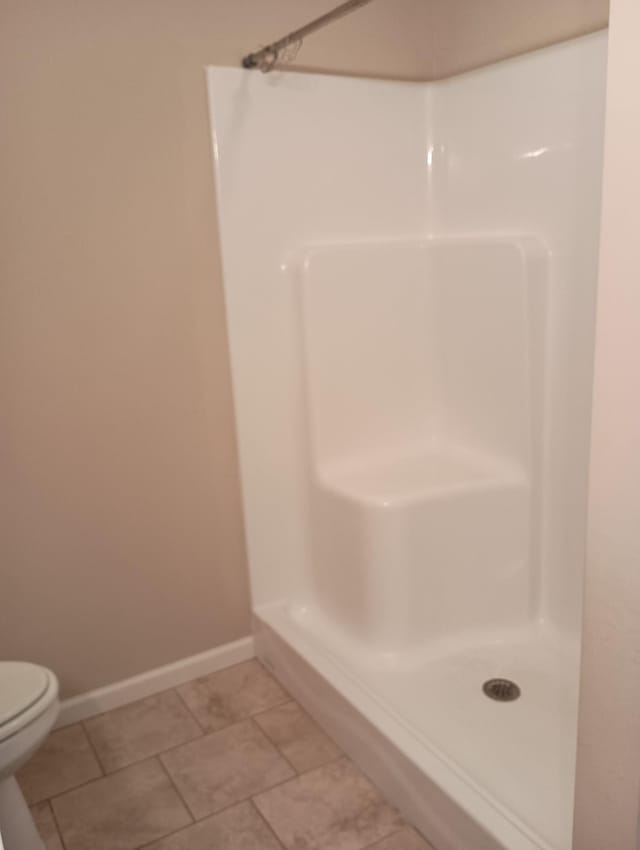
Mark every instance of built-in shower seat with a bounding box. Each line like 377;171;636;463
318;443;522;507
299;235;547;651
311;445;530;651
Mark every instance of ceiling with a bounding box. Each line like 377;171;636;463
239;0;609;80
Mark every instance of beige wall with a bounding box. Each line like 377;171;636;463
574;0;640;846
1;0;608;698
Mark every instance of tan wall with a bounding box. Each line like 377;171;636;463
0;0;608;698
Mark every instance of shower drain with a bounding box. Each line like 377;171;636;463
482;678;521;702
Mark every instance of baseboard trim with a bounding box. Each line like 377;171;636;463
56;636;255;727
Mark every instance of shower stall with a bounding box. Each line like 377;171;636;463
207;30;607;850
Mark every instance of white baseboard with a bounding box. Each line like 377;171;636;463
56;636;255;728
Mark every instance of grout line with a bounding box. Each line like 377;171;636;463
44;755;162;804
156;755;196;823
154;719;249;761
260;695;295;712
250;715;300;776
252;663;352;763
360;826;410;849
134;799;289;850
30;770;102;809
133;806;218;850
190;796;270;824
249;695;296;724
173;685;207;735
80;720;107;776
250;697;348;777
247;756;400;848
251;698;296;722
254;696;348;763
78;683;183;726
49;737;198;785
249;708;349;778
148;790;288;832
151;703;302;766
248;798;288;849
44;799;70;850
252;752;352;805
134;822;193;850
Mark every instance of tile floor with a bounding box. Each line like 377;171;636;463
18;659;434;850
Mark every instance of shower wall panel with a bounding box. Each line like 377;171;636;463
207;71;428;607
434;35;608;633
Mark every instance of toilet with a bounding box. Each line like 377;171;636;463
0;663;59;850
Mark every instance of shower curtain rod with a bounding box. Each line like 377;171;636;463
242;0;376;72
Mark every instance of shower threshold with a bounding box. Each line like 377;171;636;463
255;602;579;850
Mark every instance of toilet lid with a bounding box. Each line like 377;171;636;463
0;662;50;728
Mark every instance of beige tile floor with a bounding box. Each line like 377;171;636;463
17;659;434;850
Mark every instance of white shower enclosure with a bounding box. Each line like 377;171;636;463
207;31;607;850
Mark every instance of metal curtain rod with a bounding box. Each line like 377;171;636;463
242;0;376;72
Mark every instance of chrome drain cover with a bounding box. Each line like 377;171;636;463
483;678;521;702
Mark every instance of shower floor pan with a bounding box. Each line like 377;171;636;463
255;602;579;850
